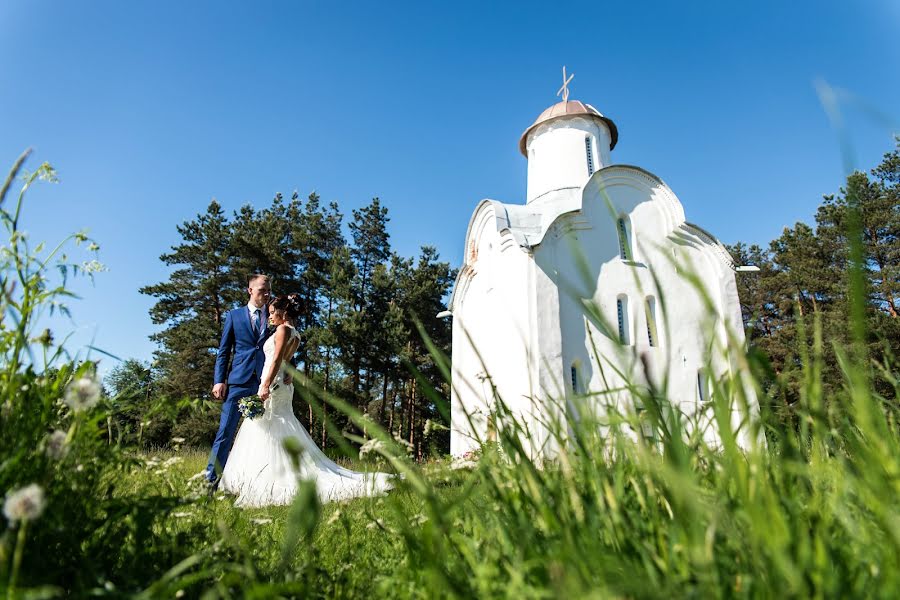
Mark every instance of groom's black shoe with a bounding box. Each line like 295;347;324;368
204;477;220;499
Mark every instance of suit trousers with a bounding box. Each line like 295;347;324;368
207;380;258;483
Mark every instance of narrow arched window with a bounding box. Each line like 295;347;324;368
617;217;632;261
697;370;708;404
585;136;594;176
570;364;579;394
616;294;630;345
645;296;658;347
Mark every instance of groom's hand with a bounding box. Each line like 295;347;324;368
212;383;227;401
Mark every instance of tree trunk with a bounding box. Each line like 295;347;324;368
408;382;416;447
379;371;389;425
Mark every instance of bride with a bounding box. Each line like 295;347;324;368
220;293;394;507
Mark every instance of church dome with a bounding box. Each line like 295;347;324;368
518;100;618;156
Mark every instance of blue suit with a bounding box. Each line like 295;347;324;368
206;304;271;483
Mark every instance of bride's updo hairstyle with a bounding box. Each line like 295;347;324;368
270;293;303;321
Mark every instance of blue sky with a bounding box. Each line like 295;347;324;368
1;0;897;375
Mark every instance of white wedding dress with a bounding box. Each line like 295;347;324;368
220;325;394;507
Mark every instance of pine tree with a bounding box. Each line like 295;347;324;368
140;200;235;399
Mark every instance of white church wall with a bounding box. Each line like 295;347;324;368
450;203;540;456
529;167;750;449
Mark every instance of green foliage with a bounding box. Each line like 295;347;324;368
729;138;900;408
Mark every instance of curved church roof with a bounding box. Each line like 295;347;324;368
518;100;619;156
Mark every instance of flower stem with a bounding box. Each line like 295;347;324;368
7;520;28;600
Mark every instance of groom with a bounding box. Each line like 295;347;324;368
206;273;273;486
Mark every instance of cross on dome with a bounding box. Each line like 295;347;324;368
556;66;574;103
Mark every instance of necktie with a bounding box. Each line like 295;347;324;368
251;308;259;334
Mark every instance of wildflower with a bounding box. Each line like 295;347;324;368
162;456;182;468
63;377;101;412
251;518;272;525
3;484;46;523
171;437;186;445
365;518;385;530
44;430;68;460
326;510;341;526
187;471;206;482
359;438;385;459
31;329;53;347
393;435;414;454
410;513;428;526
80;259;106;274
172;512;193;518
450;454;478;470
87;242;100;252
423;419;447;437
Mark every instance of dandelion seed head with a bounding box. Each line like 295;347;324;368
63;377;100;412
3;484;46;522
44;430;68;460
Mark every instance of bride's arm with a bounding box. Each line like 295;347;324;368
259;325;289;399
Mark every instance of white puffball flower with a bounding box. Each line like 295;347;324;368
358;438;385;459
3;484;46;523
63;377;101;412
44;430;68;460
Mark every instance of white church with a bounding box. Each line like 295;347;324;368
449;75;757;458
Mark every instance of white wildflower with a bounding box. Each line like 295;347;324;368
423;419;447;437
162;456;182;468
393;435;414;454
187;471;206;482
365;518;385;530
251;518;272;525
3;484;46;523
63;377;101;412
175;590;185;598
410;513;428;526
326;510;341;526
80;259;106;274
450;456;477;470
359;438;385;459
44;430;68;460
172;512;193;518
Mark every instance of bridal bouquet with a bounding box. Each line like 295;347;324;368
238;395;265;420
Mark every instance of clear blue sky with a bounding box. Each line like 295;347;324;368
1;0;898;375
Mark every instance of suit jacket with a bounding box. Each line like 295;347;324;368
213;305;272;386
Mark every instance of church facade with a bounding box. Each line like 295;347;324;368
449;92;756;458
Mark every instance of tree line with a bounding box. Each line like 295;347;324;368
108;192;456;457
728;138;899;416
